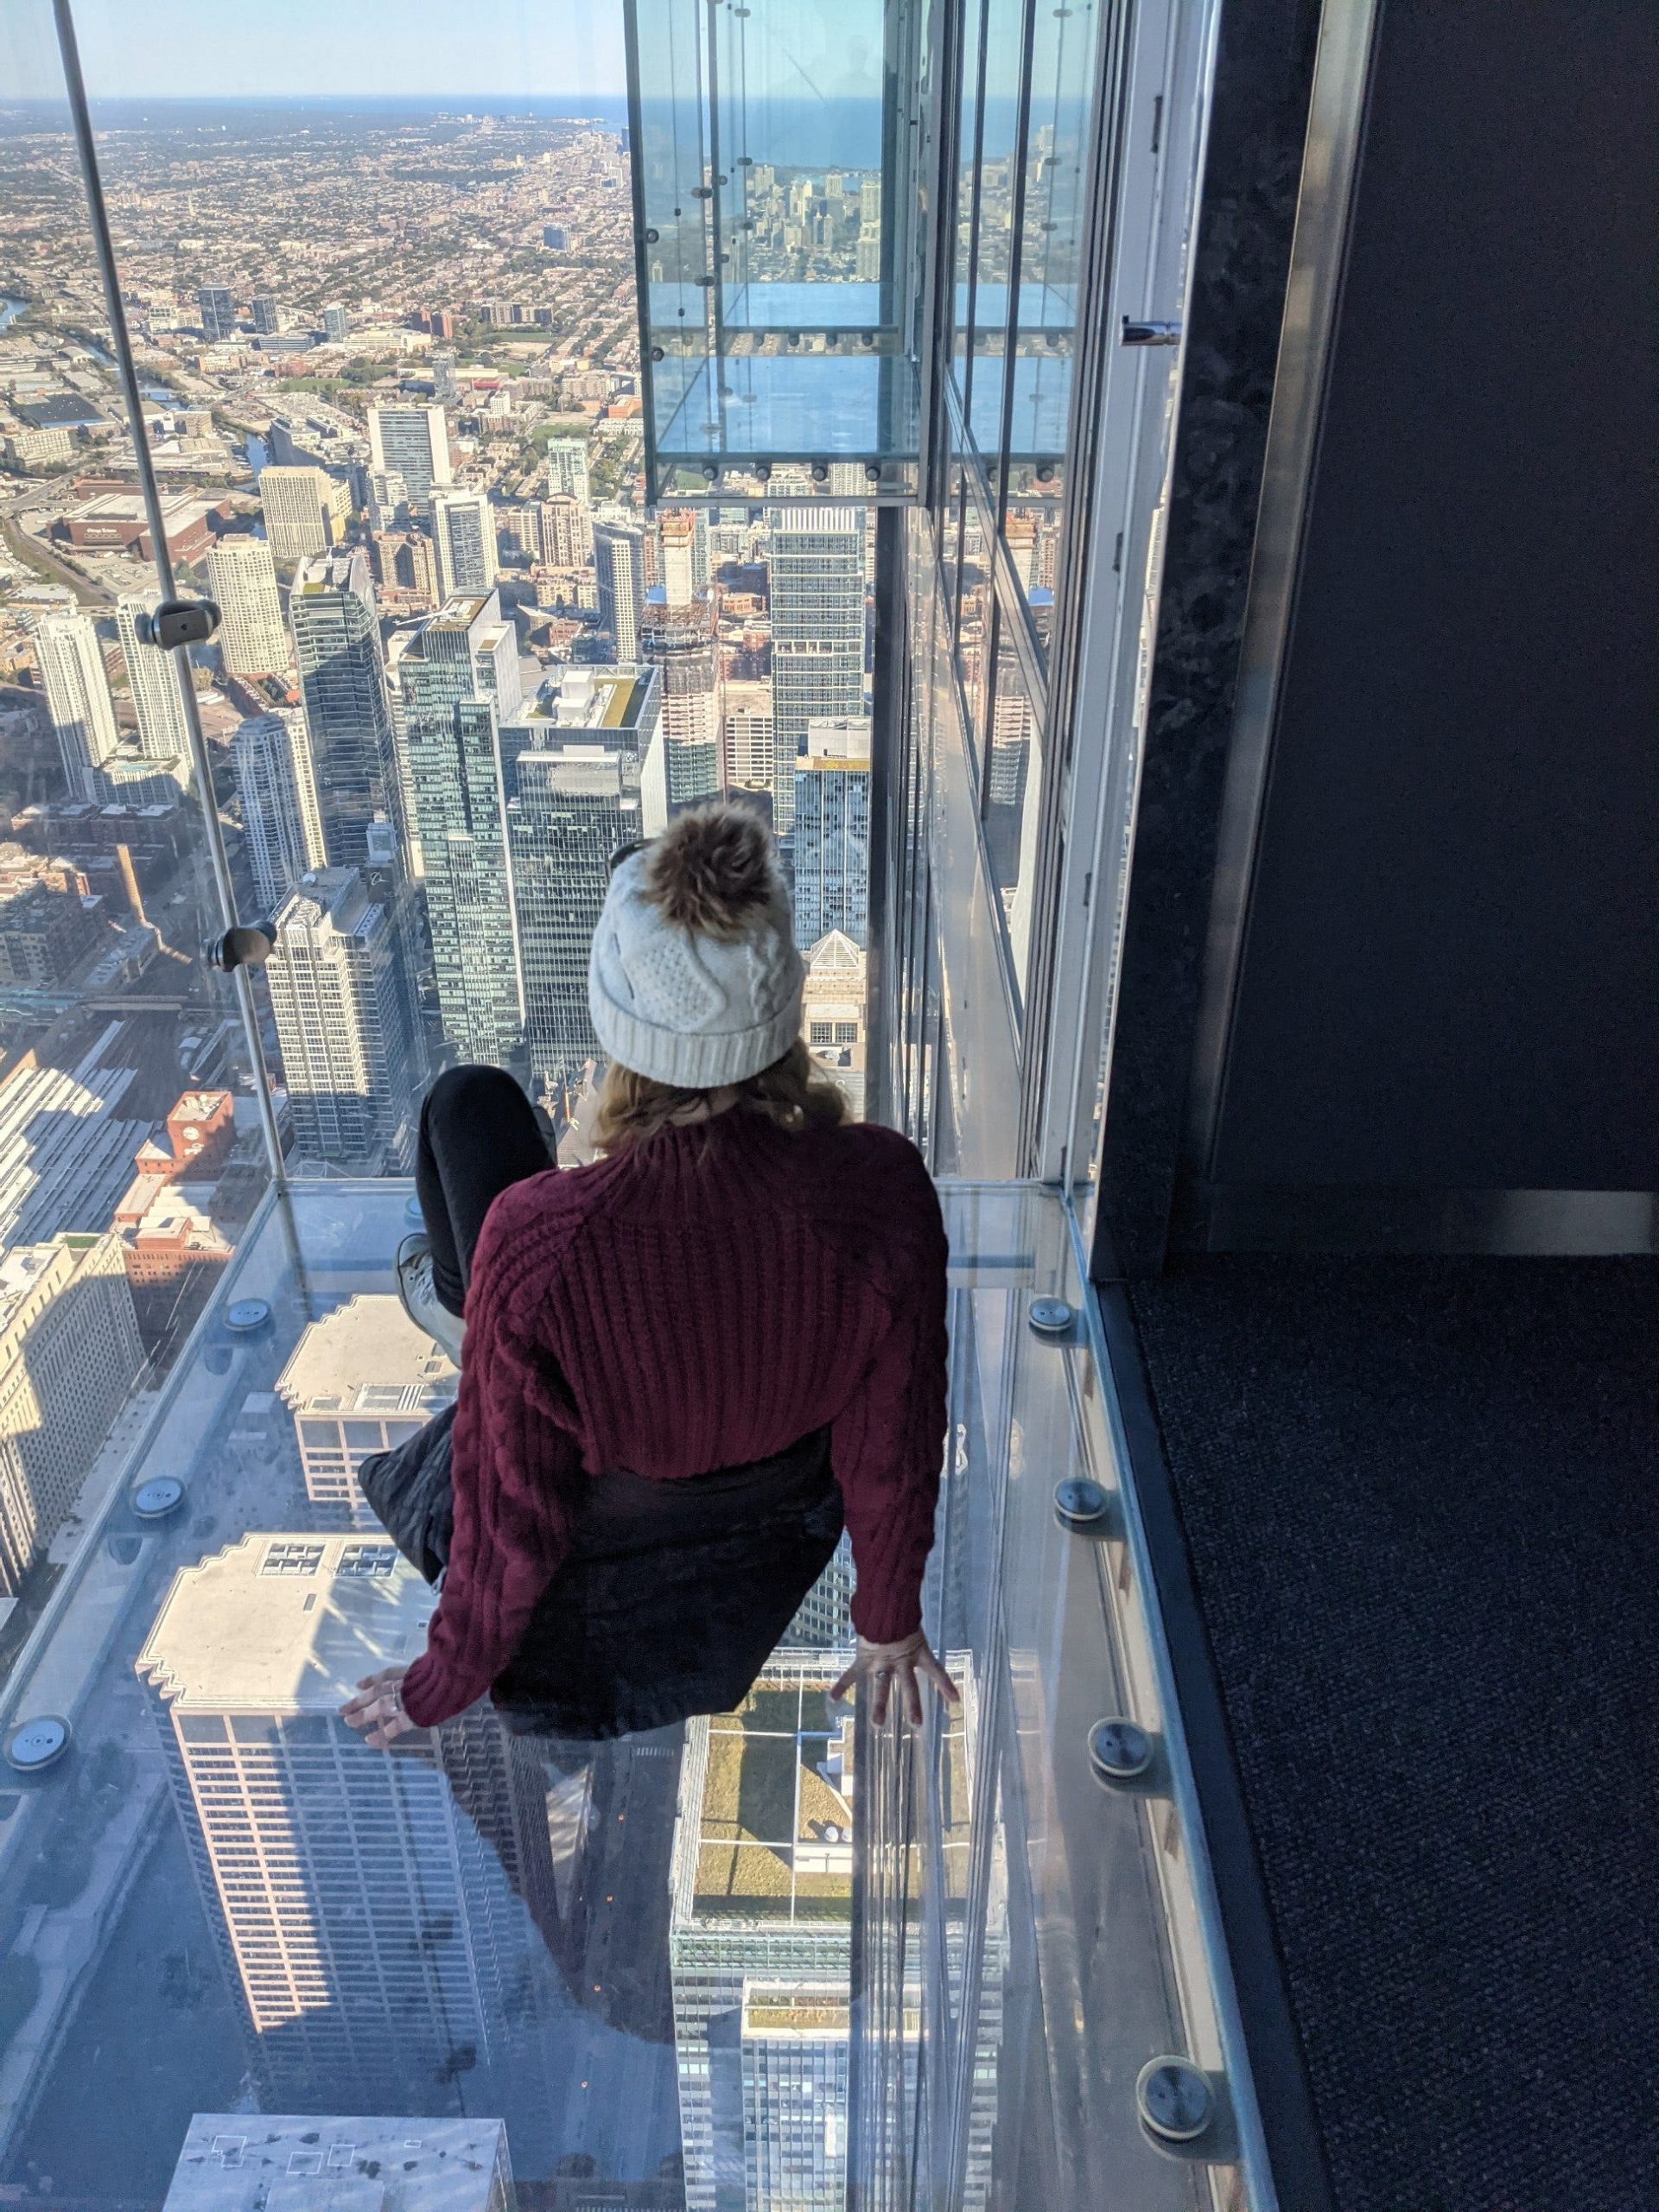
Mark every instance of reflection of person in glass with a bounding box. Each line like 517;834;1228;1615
343;804;957;1751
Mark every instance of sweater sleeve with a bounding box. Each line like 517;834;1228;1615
830;1165;950;1645
399;1224;579;1729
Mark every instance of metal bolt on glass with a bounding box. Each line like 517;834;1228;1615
130;1476;187;1522
4;1716;71;1777
1054;1475;1112;1531
1028;1296;1075;1338
1136;2056;1216;2145
1088;1716;1155;1783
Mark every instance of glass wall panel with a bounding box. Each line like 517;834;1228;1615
852;1185;1255;2207
950;0;988;418
964;0;1031;467
956;486;995;766
984;611;1045;999
0;0;272;1749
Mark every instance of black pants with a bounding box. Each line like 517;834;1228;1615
415;1065;552;1315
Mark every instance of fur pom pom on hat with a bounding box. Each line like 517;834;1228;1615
588;804;805;1088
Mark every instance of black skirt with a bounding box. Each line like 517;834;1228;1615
359;1408;843;1740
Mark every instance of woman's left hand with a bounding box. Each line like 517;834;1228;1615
340;1665;419;1750
833;1632;960;1728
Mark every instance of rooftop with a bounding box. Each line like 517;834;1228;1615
137;1531;435;1713
162;2113;508;2209
276;1292;456;1412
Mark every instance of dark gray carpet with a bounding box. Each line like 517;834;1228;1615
1127;1255;1659;2212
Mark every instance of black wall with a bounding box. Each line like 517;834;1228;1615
1209;0;1659;1202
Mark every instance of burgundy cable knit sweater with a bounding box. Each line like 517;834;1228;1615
399;1110;949;1728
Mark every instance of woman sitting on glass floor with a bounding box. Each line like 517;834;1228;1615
342;802;957;1749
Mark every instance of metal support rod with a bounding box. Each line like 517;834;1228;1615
51;0;287;1189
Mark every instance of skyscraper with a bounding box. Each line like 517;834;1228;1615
767;507;867;833
250;292;279;334
506;745;636;1098
0;1231;144;1597
197;284;234;342
265;867;419;1169
722;680;777;798
397;595;525;1070
205;534;289;675
802;930;868;1118
137;1533;562;2115
32;612;118;799
162;2116;513;2209
289;550;397;869
116;594;192;785
594;520;646;663
657;509;702;606
276;1294;455;1525
368;403;453;513
321;302;349;343
432;346;460;404
537;493;592;568
543;437;591;505
669;1658;856;2212
431;488;499;599
232;709;325;915
257;466;334;562
791;718;872;950
641;592;721;814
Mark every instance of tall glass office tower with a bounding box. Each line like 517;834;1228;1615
31;611;118;798
288;550;398;870
366;403;452;513
766;509;867;834
395;595;525;1071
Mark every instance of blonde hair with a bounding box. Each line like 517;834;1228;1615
593;1037;849;1154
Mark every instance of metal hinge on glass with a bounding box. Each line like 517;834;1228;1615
135;597;220;650
1120;318;1182;347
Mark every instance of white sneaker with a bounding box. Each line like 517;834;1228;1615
397;1232;465;1364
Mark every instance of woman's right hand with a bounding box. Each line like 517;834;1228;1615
832;1631;960;1727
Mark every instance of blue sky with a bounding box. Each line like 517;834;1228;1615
65;0;628;99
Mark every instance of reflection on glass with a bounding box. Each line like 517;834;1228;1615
951;0;987;411
956;496;995;760
984;614;1045;999
964;0;1028;469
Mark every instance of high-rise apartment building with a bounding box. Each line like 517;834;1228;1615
594;520;646;663
249;292;279;335
205;534;289;676
321;302;349;344
257;466;335;563
197;284;234;343
276;1294;455;1524
431;488;499;599
367;403;452;513
32;612;119;800
432;346;460;404
543;437;591;505
232;709;325;915
162;2115;513;2209
137;1533;563;2114
289;550;397;870
537;493;592;568
641;592;721;815
722;679;776;797
365;467;407;534
657;510;702;607
506;745;636;1098
396;594;525;1070
766;508;867;833
791;718;872;950
265;867;419;1170
115;594;192;784
0;1231;144;1596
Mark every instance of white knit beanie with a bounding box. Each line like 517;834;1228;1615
588;814;805;1088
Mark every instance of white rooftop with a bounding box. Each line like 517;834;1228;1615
137;1533;435;1713
162;2113;508;2209
276;1293;457;1412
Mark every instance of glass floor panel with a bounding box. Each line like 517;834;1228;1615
0;1178;1249;2206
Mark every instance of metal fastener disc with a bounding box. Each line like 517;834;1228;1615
5;1716;70;1774
1136;2056;1213;2144
1028;1298;1074;1338
131;1474;185;1520
225;1298;271;1334
1054;1478;1110;1531
1089;1717;1154;1783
